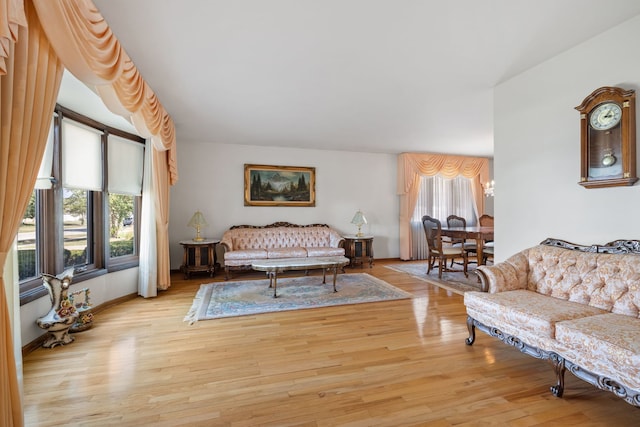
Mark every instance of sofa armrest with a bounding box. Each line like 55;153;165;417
476;250;530;293
328;230;345;248
220;232;234;253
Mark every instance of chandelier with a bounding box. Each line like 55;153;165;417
483;180;495;197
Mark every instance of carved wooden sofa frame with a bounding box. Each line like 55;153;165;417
466;238;640;407
220;222;345;279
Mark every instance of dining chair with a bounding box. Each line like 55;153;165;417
478;214;494;227
422;215;468;279
445;215;466;245
445;214;476;266
482;246;494;264
478;214;494;263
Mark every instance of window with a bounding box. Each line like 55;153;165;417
19;105;145;303
109;193;136;258
62;188;94;269
108;135;144;260
18;191;39;283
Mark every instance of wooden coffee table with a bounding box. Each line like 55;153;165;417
251;256;350;298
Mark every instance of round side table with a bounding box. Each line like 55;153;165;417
179;238;220;279
342;235;374;268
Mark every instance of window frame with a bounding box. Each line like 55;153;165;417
19;104;145;305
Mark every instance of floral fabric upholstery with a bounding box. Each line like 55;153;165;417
468;243;640;401
476;251;530;293
224;249;268;265
477;245;640;316
556;313;640;390
306;247;345;257
266;247;308;259
465;289;607;340
221;225;345;268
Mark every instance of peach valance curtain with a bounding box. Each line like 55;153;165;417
397;152;489;260
31;0;178;185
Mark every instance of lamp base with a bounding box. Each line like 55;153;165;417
193;237;205;242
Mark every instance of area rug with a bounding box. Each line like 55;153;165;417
184;273;412;323
384;262;483;295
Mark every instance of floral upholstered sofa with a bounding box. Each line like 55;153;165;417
465;238;640;406
220;222;345;279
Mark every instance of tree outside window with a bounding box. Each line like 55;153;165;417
109;193;135;258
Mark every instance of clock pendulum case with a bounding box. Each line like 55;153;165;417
575;86;638;188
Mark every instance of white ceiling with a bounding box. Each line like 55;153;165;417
69;0;640;156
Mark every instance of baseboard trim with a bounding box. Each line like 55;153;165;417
22;292;138;356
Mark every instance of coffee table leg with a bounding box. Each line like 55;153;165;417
273;272;278;298
322;268;327;284
267;272;273;288
332;267;338;293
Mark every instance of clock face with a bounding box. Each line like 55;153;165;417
589;102;622;130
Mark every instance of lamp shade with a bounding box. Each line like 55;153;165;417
187;210;208;241
351;210;367;226
187;210;207;228
351;210;367;236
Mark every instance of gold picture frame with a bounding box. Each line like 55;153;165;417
244;164;316;207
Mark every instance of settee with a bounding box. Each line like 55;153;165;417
465;238;640;406
220;222;345;279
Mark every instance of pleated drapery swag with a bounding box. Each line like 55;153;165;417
1;2;63;425
1;0;179;424
31;0;178;290
31;0;178;186
397;152;489;260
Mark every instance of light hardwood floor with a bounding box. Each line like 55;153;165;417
22;260;640;426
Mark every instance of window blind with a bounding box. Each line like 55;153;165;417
108;135;144;196
62;118;103;191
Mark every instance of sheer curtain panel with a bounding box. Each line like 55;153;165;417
410;175;478;260
138;139;157;297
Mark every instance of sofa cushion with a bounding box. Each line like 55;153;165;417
464;290;607;340
266;247;307;259
224;249;268;262
555;313;640;390
306;247;345;257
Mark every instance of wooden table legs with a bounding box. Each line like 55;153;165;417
266;267;340;298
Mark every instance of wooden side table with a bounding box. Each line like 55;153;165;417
179;239;220;279
343;235;374;268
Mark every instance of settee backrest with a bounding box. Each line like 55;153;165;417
221;224;343;250
518;244;640;317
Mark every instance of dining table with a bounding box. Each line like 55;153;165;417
439;226;494;265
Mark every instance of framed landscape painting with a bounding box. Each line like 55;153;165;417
244;164;316;207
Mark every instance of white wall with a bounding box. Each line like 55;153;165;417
494;16;640;260
169;142;399;269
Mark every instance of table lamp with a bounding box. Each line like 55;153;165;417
351;210;367;237
187;210;208;242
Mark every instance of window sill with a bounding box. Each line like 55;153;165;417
20;267;111;306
